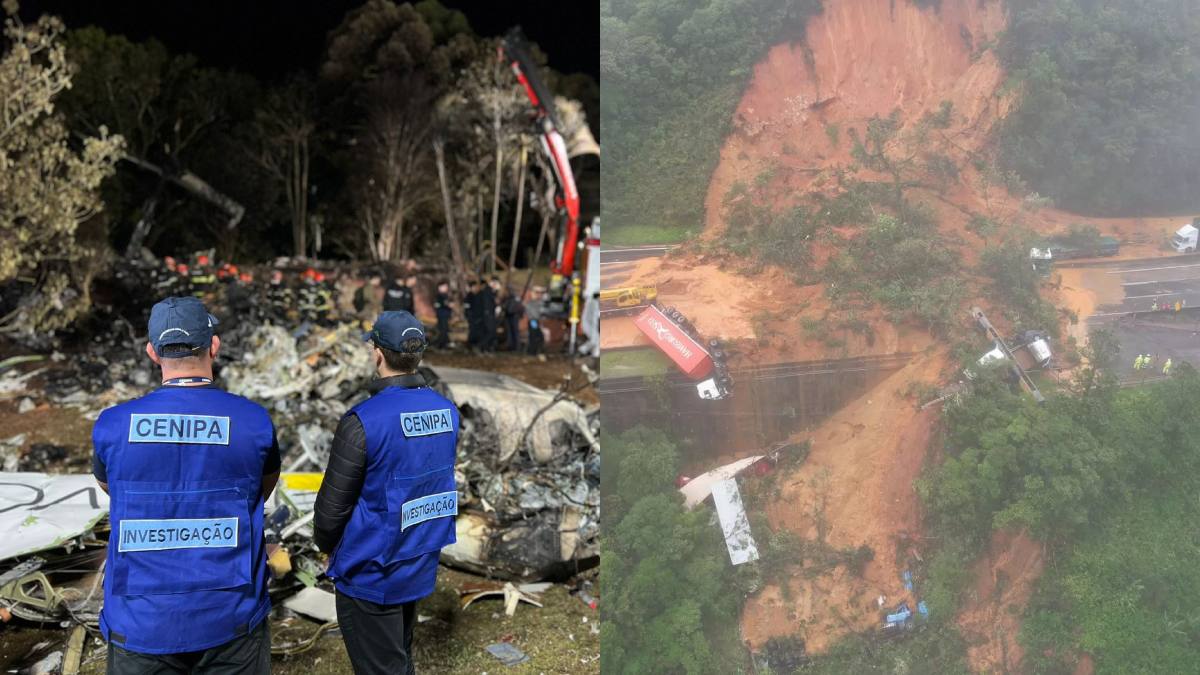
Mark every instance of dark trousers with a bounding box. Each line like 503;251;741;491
336;591;417;675
482;318;498;352
527;321;544;355
106;619;270;675
435;313;451;348
506;316;521;351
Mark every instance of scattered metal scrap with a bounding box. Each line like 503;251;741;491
485;641;530;666
0;306;600;663
460;581;550;616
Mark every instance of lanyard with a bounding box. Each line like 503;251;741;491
162;377;213;386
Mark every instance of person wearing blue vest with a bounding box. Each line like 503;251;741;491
92;296;281;674
314;310;459;675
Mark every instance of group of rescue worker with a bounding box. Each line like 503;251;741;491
150;255;551;355
93;296;455;674
1134;353;1173;375
462;276;547;355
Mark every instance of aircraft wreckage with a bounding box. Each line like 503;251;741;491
0;323;599;632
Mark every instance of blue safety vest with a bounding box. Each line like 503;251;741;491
92;386;274;654
328;383;459;604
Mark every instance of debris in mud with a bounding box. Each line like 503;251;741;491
0;260;599;657
20;443;71;472
710;478;759;566
0;434;25;472
680;455;766;509
282;587;338;623
460;581;549;616
485;641;530;666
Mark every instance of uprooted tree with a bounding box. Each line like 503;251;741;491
0;2;123;333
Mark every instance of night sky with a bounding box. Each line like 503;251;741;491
18;0;599;80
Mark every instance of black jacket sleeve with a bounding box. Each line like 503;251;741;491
314;413;367;554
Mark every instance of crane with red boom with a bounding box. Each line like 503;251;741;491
500;28;583;319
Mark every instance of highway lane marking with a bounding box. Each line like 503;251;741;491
603;246;676;252
1122;279;1200;286
1108;263;1200;273
1126;292;1188;300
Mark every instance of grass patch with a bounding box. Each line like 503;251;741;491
604;223;693;247
600;348;673;379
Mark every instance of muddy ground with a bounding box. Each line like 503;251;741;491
0;568;598;674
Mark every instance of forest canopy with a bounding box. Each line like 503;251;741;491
600;0;822;244
997;0;1200;215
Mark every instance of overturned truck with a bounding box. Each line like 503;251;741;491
633;304;733;400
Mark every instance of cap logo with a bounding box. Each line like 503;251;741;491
401;327;425;337
158;327;191;340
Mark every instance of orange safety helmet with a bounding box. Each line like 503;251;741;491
197;254;210;266
239;272;253;283
228;264;239;275
177;263;190;275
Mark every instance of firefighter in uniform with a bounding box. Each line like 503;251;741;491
314;311;459;675
91;296;280;673
433;280;453;349
190;254;217;300
313;271;335;325
267;270;294;325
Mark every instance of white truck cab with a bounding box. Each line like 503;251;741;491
1171;223;1199;253
964;342;1008;380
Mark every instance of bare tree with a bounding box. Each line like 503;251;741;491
505;139;530;286
354;74;437;261
440;43;526;273
249;75;315;257
434;137;467;307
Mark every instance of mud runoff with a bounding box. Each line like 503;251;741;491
599;353;913;465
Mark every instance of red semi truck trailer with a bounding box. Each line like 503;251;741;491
633;304;732;399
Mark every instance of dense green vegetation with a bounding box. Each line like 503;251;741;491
598;348;673;378
801;625;969;674
601;0;822;242
1023;476;1200;673
601;427;753;673
979;240;1061;337
998;0;1200;215
826;207;963;334
915;337;1200;672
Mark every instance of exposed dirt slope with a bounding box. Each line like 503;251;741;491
956;530;1045;673
609;0;1190;666
741;348;942;653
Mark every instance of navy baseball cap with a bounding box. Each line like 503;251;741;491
366;311;427;352
148;296;219;357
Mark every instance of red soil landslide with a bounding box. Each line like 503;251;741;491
957;530;1045;673
608;0;1194;666
741;349;941;653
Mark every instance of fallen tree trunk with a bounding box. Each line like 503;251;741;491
120;153;246;230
